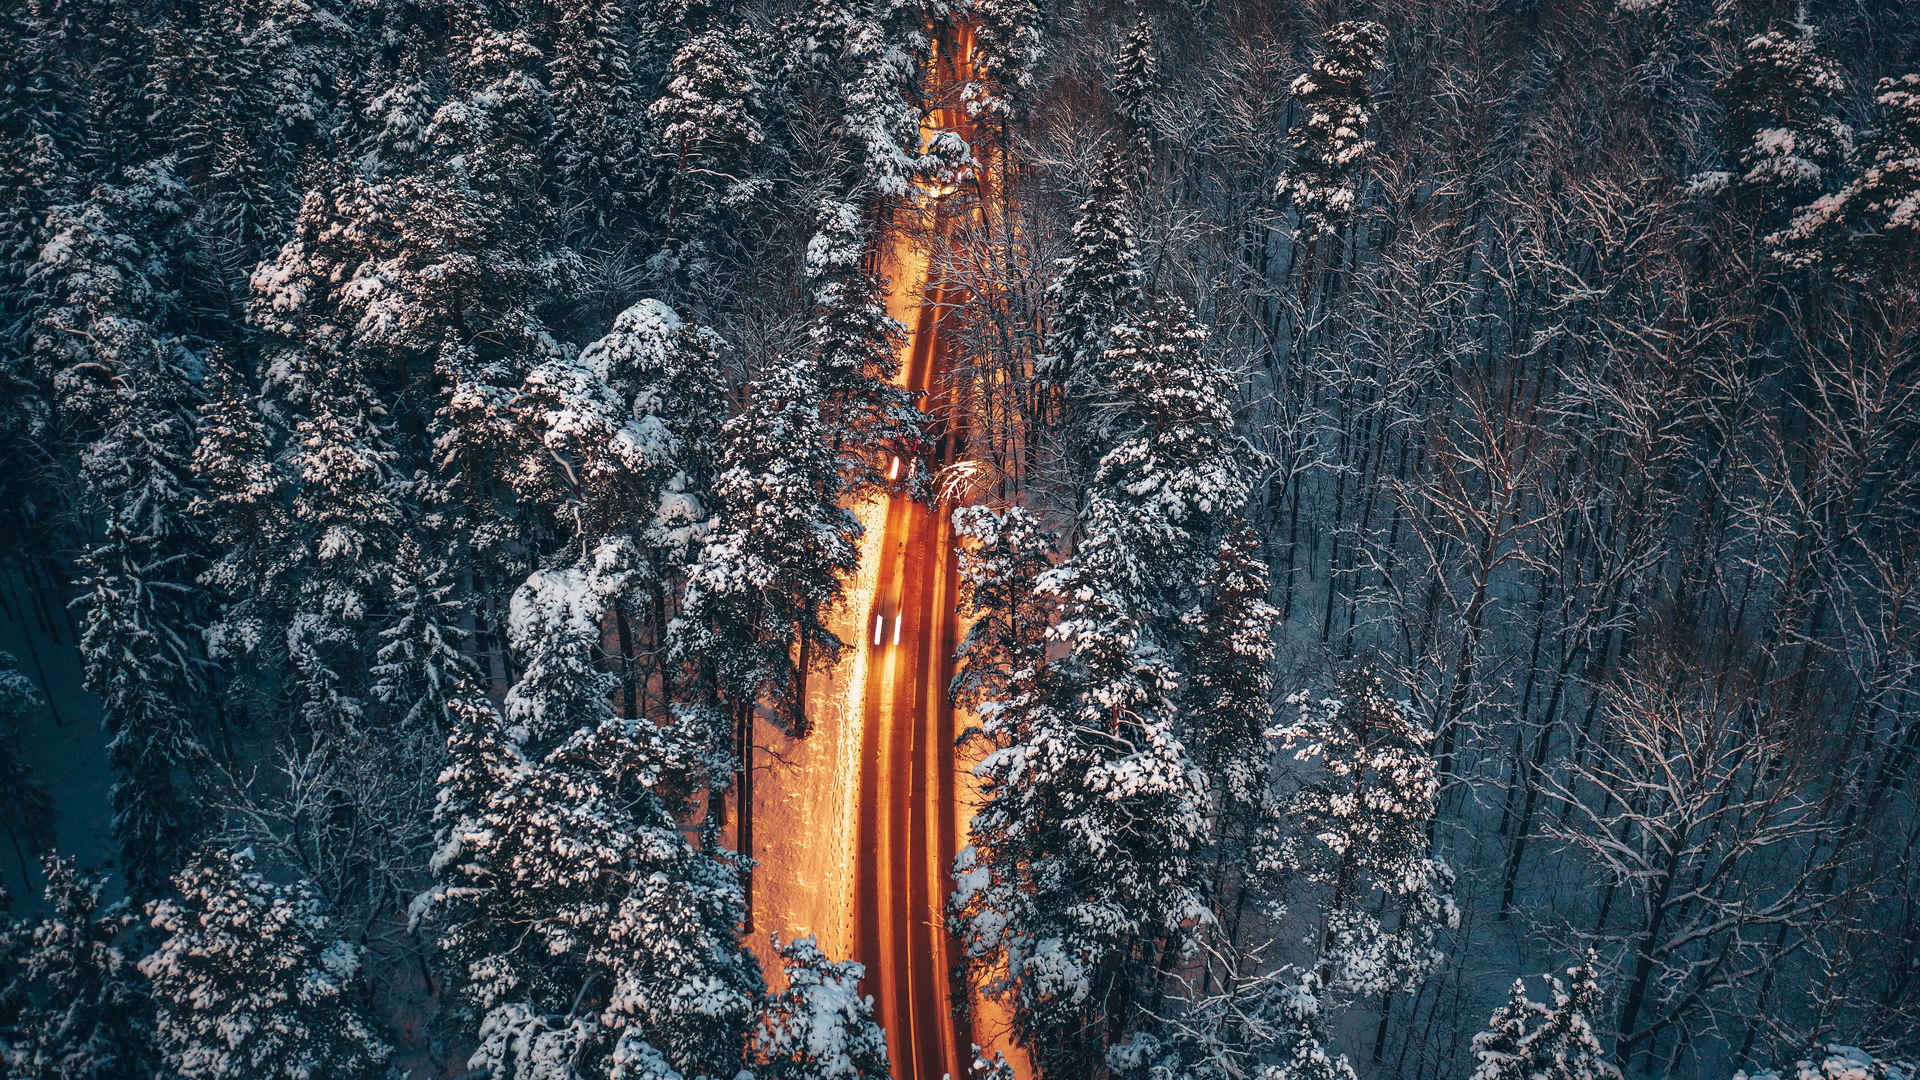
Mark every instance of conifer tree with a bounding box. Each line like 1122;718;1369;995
951;504;1055;715
1714;28;1852;226
1086;298;1249;606
1259;667;1457;997
0;857;157;1080
1039;148;1143;394
1471;979;1546;1080
544;0;656;234
0;655;54;885
579;298;732;565
1263;975;1359;1080
370;536;475;731
1774;72;1920;293
653;24;767;277
1525;953;1619;1080
673;359;859;731
279;350;407;734
1183;523;1277;838
755;936;893;1080
952;497;1211;1077
1274;20;1386;242
421;540;762;1080
139;847;394;1080
804;199;919;493
1112;11;1156;173
43;173;214;893
965;0;1045;123
191;353;288;669
795;0;926;205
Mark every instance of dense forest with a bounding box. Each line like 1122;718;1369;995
1;0;1918;1078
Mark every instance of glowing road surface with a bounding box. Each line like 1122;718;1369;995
744;27;1017;1080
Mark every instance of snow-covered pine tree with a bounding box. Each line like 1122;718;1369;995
794;0;926;207
652;23;767;280
578;298;731;565
279;347;407;734
0;129;71;563
952;497;1211;1078
1085;297;1249;609
672;358;859;733
0;857;157;1080
1112;11;1156;174
0;654;54;884
139;847;393;1080
1183;523;1277;854
370;536;475;732
1471;979;1547;1080
1773;72;1920;294
1262;974;1359;1080
1274;20;1386;243
755;936;893;1080
964;0;1045;124
1523;952;1620;1080
191;351;289;671
804;199;920;493
543;0;657;234
45;181;215;893
512;340;659;554
1712;28;1852;226
1038;147;1143;398
950;504;1055;716
1736;1044;1916;1080
1259;666;1457;998
420;539;762;1080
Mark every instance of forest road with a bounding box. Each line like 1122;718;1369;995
853;261;969;1080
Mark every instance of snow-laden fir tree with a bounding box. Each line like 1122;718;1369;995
543;0;657;233
421;539;760;1080
40;164;214;894
1258;667;1457;997
0;857;157;1080
1261;974;1359;1080
139;847;393;1080
652;23;767;278
804;199;921;493
795;0;926;205
1183;523;1278;854
370;536;476;732
1112;11;1156;174
191;352;288;668
1773;72;1920;293
964;0;1045;123
1463;953;1620;1080
951;494;1212;1078
576;298;731;564
278;348;407;734
512;337;662;553
1471;978;1548;1080
0;130;70;556
1712;28;1852;224
755;936;893;1080
1520;953;1619;1080
1274;20;1386;243
1736;1044;1916;1080
672;358;859;733
1038;147;1143;396
951;503;1055;716
1084;297;1250;608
